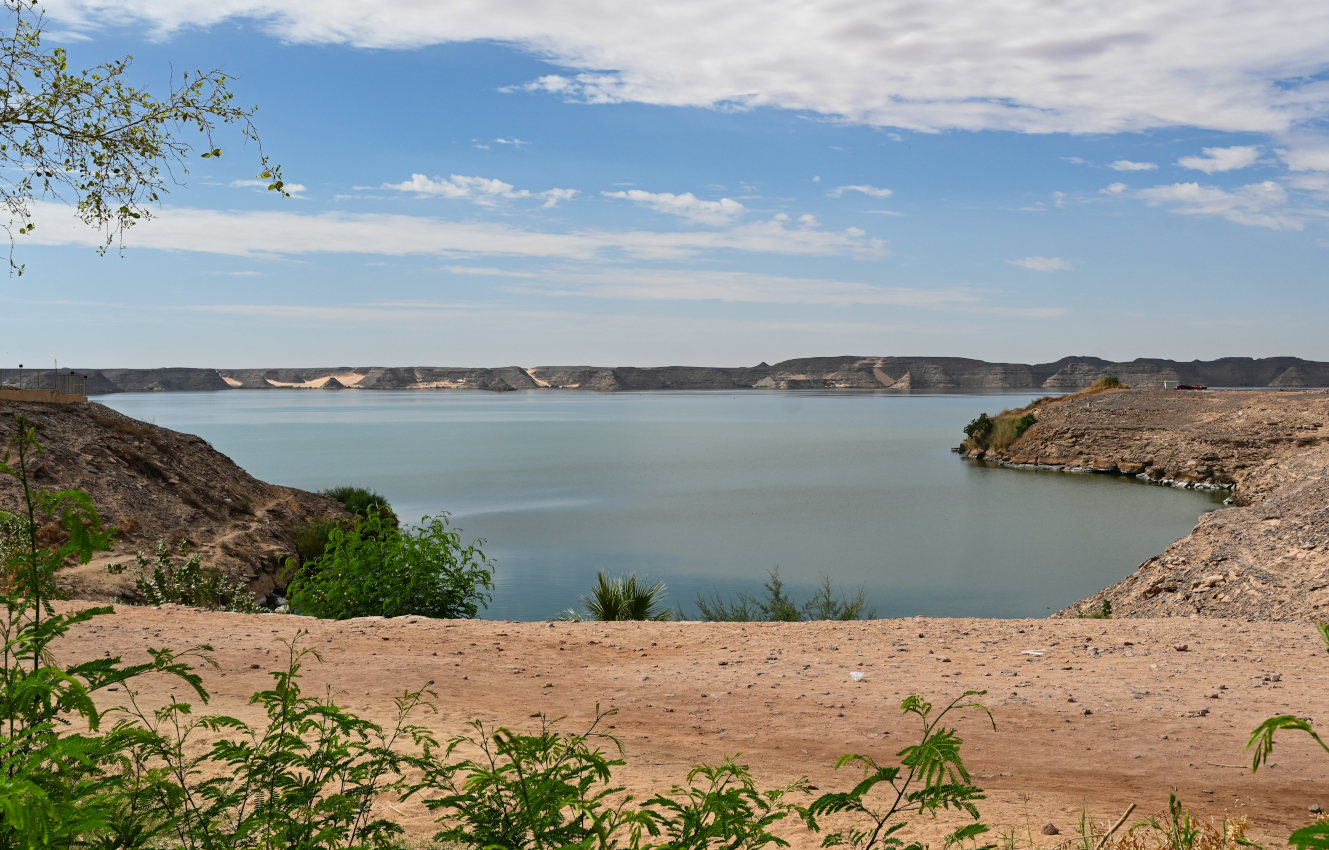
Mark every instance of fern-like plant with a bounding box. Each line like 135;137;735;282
805;690;995;850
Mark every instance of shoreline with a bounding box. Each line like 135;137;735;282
968;388;1329;620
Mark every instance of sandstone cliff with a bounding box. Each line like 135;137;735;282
64;355;1329;394
0;400;348;602
970;389;1329;620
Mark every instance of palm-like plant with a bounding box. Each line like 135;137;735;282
565;571;672;621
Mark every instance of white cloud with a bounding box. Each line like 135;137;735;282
493;137;529;147
231;178;307;196
1109;160;1157;171
450;265;1062;316
21;201;881;261
42;0;1329;136
829;184;893;199
1006;256;1072;272
1102;182;1128;194
1134;180;1301;230
383;174;577;207
1286;172;1329;197
1177;145;1261;173
601;189;745;225
1277;143;1329;172
516;268;980;307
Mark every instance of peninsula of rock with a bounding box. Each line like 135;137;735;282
966;388;1329;621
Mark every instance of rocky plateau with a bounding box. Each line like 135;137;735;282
967;388;1329;620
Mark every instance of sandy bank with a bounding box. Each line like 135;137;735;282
54;603;1329;847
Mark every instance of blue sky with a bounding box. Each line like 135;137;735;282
5;0;1329;368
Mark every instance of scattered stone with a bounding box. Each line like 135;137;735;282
1041;823;1060;836
1173;643;1189;652
1311;804;1323;814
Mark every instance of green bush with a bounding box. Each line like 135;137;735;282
106;540;260;613
695;568;875;622
963;412;995;446
321;484;395;521
285;507;494;619
427;695;992;850
562;571;672;621
291;517;342;564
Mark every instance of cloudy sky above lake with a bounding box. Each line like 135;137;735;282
5;0;1329;368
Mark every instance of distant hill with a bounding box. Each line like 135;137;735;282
45;356;1329;393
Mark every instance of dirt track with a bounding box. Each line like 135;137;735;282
56;603;1329;847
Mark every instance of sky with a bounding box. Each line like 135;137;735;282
4;0;1329;369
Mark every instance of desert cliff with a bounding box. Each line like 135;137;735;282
0;400;347;601
25;355;1329;394
967;389;1329;620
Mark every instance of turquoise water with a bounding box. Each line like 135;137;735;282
97;390;1222;621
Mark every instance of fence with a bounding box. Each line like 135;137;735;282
0;368;87;402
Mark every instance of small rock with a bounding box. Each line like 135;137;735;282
1041;823;1060;836
1080;707;1093;715
1173;643;1189;652
1311;804;1323;814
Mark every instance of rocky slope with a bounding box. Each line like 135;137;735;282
967;389;1329;620
0;400;347;601
40;355;1329;394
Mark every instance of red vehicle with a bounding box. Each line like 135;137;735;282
1173;384;1208;390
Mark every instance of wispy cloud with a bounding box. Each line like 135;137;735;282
1006;256;1072;272
828;184;893;199
1277;143;1329;172
1177;145;1260;173
21;201;882;261
1133;180;1301;230
601;189;745;225
1109;160;1157;171
383;174;577;207
44;0;1329;136
435;265;1063;317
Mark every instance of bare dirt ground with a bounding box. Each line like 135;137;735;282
56;603;1329;847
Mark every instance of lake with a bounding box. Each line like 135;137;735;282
95;389;1222;621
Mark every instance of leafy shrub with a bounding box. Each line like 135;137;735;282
291;517;342;564
285;507;494;619
106;540;260;613
695;568;875;622
2;415;207;847
806;691;994;850
427;696;988;850
124;636;437;850
963;412;995;446
1095;375;1122;389
562;571;672;621
322;484;395;521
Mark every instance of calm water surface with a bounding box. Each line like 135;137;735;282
97;390;1222;620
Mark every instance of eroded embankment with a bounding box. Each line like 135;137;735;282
967;389;1329;620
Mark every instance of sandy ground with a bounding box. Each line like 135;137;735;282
54;603;1329;847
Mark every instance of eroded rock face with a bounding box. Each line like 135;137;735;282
0;400;348;602
72;355;1329;394
972;389;1329;620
